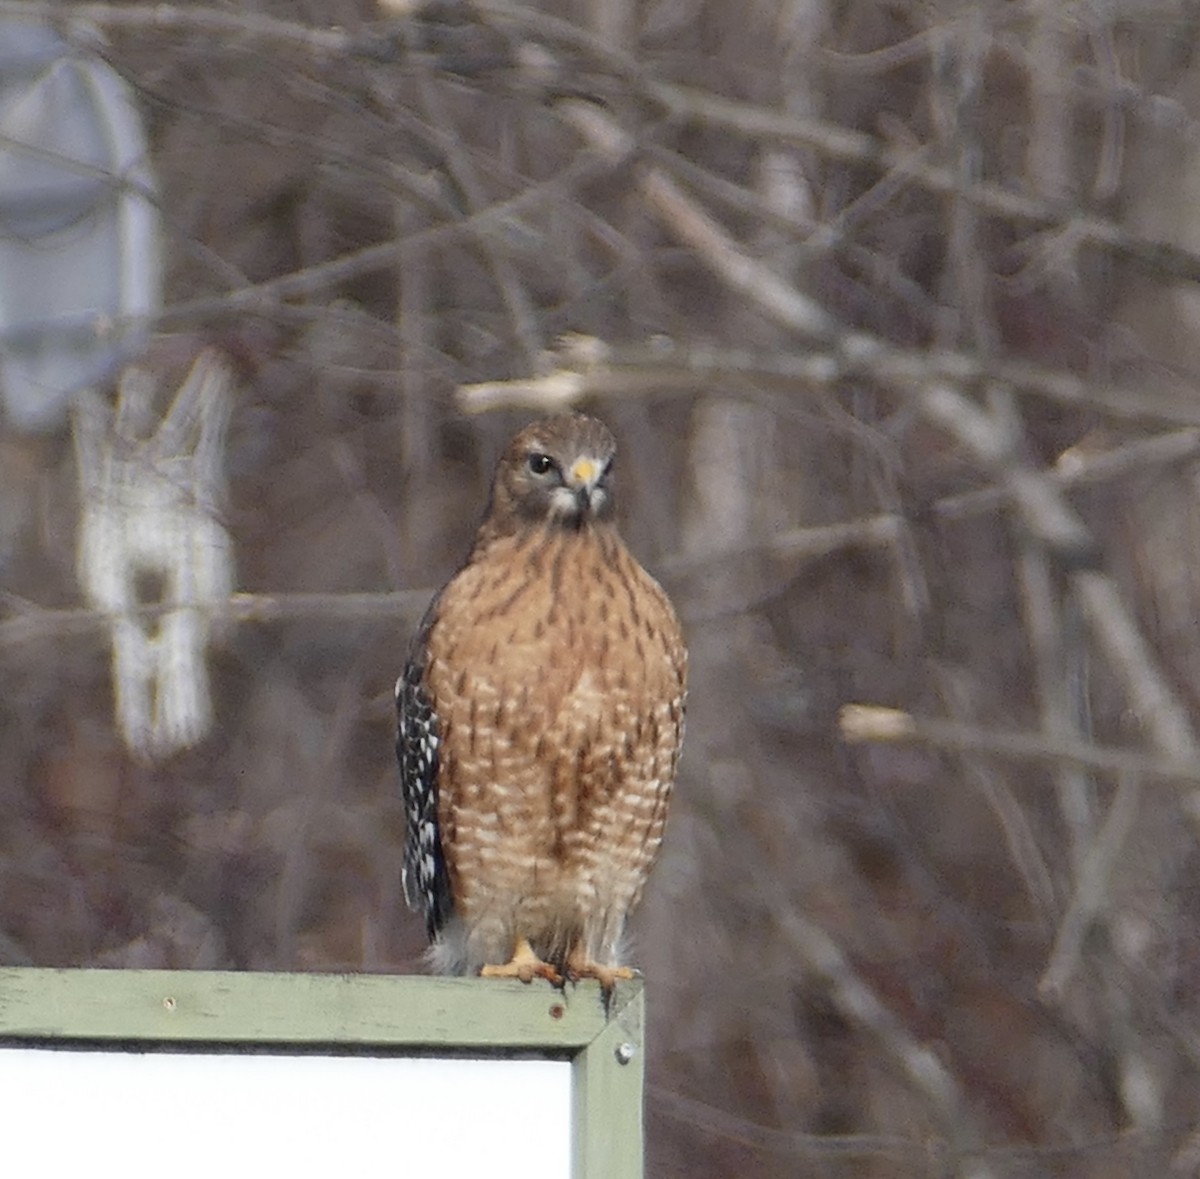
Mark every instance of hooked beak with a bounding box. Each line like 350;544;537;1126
567;457;600;511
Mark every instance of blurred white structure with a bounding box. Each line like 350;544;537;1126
0;19;161;431
74;351;235;759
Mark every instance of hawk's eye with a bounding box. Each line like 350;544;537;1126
527;452;555;476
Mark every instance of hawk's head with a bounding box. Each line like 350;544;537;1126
487;414;617;535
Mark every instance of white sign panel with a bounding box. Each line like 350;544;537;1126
0;1048;570;1177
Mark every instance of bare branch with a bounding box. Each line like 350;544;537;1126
0;591;431;649
1040;772;1144;998
460;335;1200;427
647;1085;925;1161
14;0;1200;289
1073;571;1200;763
840;705;1200;789
0;1;361;52
935;428;1200;521
779;910;995;1179
909;380;1200;779
559;100;835;339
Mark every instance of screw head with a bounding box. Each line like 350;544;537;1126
615;1041;636;1065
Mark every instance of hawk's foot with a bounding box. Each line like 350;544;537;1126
481;937;564;985
566;947;635;994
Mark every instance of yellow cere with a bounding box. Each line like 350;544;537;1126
569;457;598;485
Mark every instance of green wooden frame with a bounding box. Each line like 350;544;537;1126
0;969;643;1178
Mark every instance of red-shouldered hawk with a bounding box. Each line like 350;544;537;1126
396;414;687;992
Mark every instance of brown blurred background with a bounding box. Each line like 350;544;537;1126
8;0;1200;1174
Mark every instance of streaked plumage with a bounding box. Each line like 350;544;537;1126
396;414;686;989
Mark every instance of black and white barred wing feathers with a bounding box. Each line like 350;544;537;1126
395;639;450;940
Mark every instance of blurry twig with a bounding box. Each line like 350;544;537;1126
136;153;614;332
458;334;1200;427
14;0;1200;287
780;909;995;1179
647;1085;925;1161
560;100;835;339
918;382;1096;557
659;513;902;574
410;67;544;370
0;1;359;51
922;380;1112;896
475;0;1200;286
1072;571;1200;763
914;382;1200;770
840;704;1200;789
935;428;1200;520
935;670;1058;926
0;591;430;649
1040;772;1144;998
1015;545;1095;876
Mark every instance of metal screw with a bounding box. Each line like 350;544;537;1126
615;1041;636;1065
